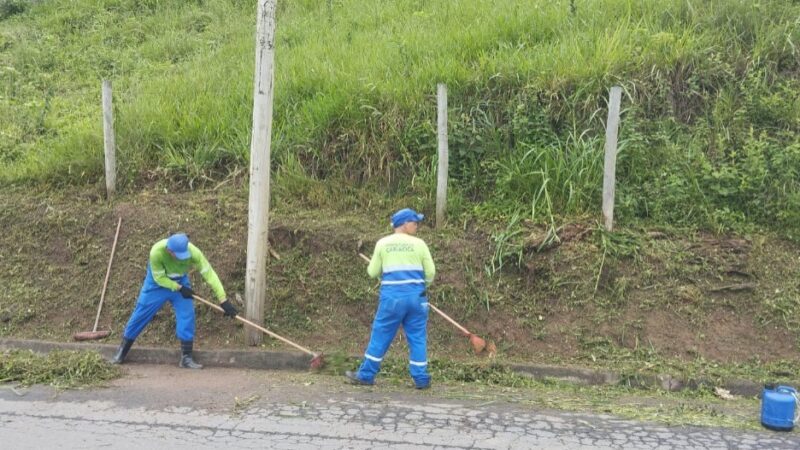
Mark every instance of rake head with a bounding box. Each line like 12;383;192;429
72;330;111;341
469;334;487;354
310;352;326;370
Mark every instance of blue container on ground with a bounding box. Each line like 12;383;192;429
761;385;798;431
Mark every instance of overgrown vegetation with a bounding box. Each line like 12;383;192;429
1;0;799;239
0;349;122;388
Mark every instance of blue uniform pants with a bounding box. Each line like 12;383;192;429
122;265;195;342
356;293;430;387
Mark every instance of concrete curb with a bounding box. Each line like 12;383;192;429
511;363;621;386
511;362;769;397
0;338;781;396
0;338;312;371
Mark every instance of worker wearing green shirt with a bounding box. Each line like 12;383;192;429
111;233;237;369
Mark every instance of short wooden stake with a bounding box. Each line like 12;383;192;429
602;86;623;231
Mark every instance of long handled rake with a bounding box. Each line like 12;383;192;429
74;217;121;341
426;302;487;354
192;294;325;370
357;251;494;355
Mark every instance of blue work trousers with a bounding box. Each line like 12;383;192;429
356;293;430;387
122;265;195;342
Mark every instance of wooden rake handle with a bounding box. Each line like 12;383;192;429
93;217;122;332
426;303;472;337
192;294;317;357
358;252;473;337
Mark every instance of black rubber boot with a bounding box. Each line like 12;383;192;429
179;340;203;369
111;338;134;365
344;370;374;386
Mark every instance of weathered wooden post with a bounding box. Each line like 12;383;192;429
436;83;448;227
245;0;277;346
102;79;116;199
602;86;622;231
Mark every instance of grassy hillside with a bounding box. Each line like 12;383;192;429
1;0;799;238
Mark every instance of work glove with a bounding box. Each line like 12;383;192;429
179;285;194;299
220;300;238;318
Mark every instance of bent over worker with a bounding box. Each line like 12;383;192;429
346;208;436;389
111;233;238;369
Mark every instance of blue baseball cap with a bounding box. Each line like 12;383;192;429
166;233;191;260
391;208;425;228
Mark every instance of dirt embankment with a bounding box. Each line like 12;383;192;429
1;185;799;369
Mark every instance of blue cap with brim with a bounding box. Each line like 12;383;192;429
167;233;192;260
391;208;425;228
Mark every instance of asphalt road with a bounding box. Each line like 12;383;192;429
1;364;798;449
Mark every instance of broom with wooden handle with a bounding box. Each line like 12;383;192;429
358;251;493;355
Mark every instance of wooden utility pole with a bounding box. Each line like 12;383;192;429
435;83;448;227
102;79;116;199
245;0;277;346
602;86;623;231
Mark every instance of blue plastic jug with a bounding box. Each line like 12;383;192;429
761;385;799;431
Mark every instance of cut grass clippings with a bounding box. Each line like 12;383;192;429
0;349;122;389
323;346;800;394
430;378;764;431
0;346;771;430
320;352;538;387
319;353;766;430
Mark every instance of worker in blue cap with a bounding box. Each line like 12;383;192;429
346;208;436;389
111;233;237;369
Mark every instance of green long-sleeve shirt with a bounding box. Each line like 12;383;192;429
149;239;226;302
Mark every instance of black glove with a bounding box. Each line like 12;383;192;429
220;300;238;318
179;285;194;299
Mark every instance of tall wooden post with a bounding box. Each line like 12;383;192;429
602;86;623;231
435;83;448;227
102;80;116;199
245;0;277;346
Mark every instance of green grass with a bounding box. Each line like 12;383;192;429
1;0;799;238
0;349;122;389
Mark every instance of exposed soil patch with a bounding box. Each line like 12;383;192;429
1;185;799;375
